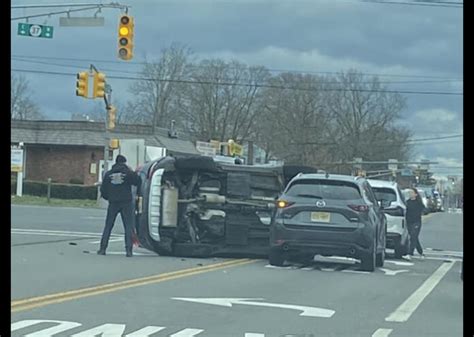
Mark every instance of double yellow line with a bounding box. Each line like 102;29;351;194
12;258;255;313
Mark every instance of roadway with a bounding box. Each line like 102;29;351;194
11;205;463;336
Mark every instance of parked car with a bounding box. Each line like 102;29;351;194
269;173;387;271
368;179;410;258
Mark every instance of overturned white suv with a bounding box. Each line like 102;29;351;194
368;179;410;258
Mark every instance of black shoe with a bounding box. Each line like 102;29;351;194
126;251;133;257
97;249;106;255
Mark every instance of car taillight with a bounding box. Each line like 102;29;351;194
276;200;294;209
348;204;369;212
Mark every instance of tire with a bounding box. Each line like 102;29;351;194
269;249;285;266
376;249;385;267
394;241;404;259
376;229;386;267
361;237;376;272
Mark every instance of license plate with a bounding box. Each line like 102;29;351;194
311;212;331;223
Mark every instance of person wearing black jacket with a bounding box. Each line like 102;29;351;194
98;155;140;257
404;188;426;260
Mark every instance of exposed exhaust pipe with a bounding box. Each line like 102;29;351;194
349;248;356;255
282;244;290;251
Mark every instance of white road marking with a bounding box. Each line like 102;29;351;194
12;228;121;240
100;251;156;256
173;297;335;318
89;238;123;244
71;324;126;336
385;260;414;266
372;328;393;337
245;334;265;337
379;268;409;276
124;326;166;336
11;320;82;336
341;270;370;274
385;261;455;322
169;328;204;336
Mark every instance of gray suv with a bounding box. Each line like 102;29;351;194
269;174;387;271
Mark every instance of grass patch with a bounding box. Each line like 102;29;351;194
11;195;101;208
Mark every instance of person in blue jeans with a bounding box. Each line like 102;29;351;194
98;155;140;257
403;188;426;260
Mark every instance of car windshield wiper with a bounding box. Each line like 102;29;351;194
295;194;323;199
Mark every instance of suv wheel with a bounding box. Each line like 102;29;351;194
361;237;376;272
269;249;285;266
376;248;385;267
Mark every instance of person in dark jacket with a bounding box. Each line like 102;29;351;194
404;188;426;260
98;155;140;257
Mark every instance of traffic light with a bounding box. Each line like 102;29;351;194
92;72;106;98
118;14;134;60
107;105;117;130
76;72;89;98
109;138;120;149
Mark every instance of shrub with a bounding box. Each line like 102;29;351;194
12;180;97;200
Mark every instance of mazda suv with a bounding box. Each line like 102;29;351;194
269;173;387;271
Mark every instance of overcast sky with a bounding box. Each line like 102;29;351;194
11;0;463;178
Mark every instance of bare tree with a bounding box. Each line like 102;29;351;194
128;43;193;131
325;70;410;169
256;73;334;166
179;59;270;143
11;75;43;120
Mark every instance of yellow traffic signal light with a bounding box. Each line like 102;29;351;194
109;138;120;149
76;72;89;98
107;105;117;130
118;15;134;61
93;72;106;98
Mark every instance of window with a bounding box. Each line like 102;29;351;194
372;187;397;204
286;179;362;200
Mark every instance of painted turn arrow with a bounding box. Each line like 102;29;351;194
172;298;335;318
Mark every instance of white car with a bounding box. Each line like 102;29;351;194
369;180;410;258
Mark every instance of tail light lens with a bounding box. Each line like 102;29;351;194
276;200;294;209
348;204;369;212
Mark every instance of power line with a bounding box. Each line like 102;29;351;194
360;0;462;8
11;57;463;86
11;68;464;96
406;134;463;143
11;54;463;81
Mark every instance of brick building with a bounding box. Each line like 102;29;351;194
11;120;199;186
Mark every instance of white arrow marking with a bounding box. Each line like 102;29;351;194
125;326;166;336
71;323;125;336
379;268;409;276
169;328;204;336
172;298;335;318
11;320;81;336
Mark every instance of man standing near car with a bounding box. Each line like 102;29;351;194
403;188;426;260
98;154;140;257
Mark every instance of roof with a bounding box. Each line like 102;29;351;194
11;120;200;155
367;179;398;188
292;173;364;183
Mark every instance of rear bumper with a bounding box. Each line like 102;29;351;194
270;220;374;259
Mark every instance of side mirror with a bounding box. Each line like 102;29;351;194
381;200;392;209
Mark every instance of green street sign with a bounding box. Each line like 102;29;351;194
17;23;54;39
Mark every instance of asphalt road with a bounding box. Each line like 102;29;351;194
11;205;463;336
